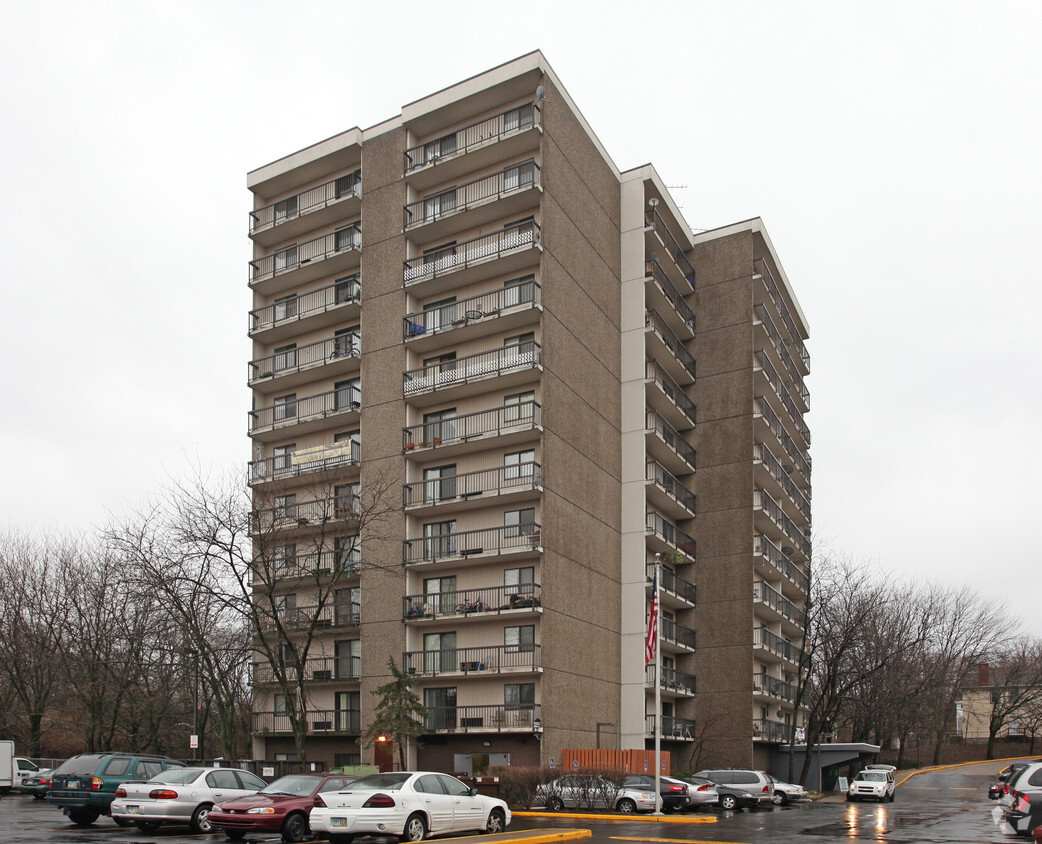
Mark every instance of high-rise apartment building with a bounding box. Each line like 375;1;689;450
245;51;811;773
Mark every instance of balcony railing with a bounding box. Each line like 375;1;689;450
404;280;540;340
647;564;697;605
252;709;360;734
404;583;542;621
404;342;541;397
249;335;359;384
403;644;542;677
646;361;697;425
754;304;809;409
250;225;361;284
262;549;360;581
756;259;810;372
403;523;541;565
753;673;798;702
423;704;541;732
646;461;696;515
755;352;810;445
659;616;696;650
645;664;696;695
755;398;811;481
645;714;696;740
645;206;695;283
404;401;541;450
259;603;360;633
754;443;811;523
250;389;360;434
645;259;696;334
251;493;360;533
250;441;360;485
754;627;806;665
403;222;540;285
404;162;540;229
755;489;810;558
404;462;540;507
250;277;360;335
646;411;696;466
754;535;810;595
646;310;696;380
646;512;696;560
404;102;540;172
252;656;360;684
250;171;361;234
752;718;791;742
754;581;807;629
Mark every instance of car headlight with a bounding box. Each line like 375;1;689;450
247;807;277;814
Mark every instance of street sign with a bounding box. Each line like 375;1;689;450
190;735;199;749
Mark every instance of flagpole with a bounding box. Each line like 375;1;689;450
653;551;662;816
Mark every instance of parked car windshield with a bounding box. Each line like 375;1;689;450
856;772;887;782
259;775;324;796
149;768;205;784
350;773;412;790
53;754;106;776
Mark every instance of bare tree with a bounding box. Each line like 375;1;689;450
981;641;1042;759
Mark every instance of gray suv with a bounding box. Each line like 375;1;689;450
694;769;774;805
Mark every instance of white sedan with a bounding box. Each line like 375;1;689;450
310;771;511;843
110;766;267;833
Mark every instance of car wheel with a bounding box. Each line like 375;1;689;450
847;796;858;803
281;812;310;843
772;792;788;806
720;795;738;810
329;837;355;844
401;812;427;842
67;810;100;826
545;796;564;812
486;809;506;833
616;798;637;813
135;820;163;832
190;803;214;834
889;790;896;802
225;832;247;842
112;816;134;827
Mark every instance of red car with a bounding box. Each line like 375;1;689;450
209;773;357;842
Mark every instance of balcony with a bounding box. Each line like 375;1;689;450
754;581;807;632
250;225;361;295
659;616;696;652
645;411;696;476
646;512;696;561
249;336;360;392
754;352;810;447
404;583;543;621
754;489;810;560
404;342;541;405
404;102;541;186
753;718;792;742
753;627;806;667
250;441;360;487
423;704;541;733
249;389;360;440
645;665;696;697
645;714;696;741
753;673;798;703
756;259;810;374
252;709;359;735
252;656;360;685
250;171;361;247
647;564;696;607
403;523;542;566
259;602;360;633
645;361;697;429
754;304;809;411
645;259;695;338
754;535;809;596
404;463;541;513
264;549;359;582
403;222;541;296
645;206;695;286
646;310;696;386
404;401;541;456
403;161;541;241
403;644;542;678
646;461;696;521
754;443;810;525
403;280;541;346
251;493;360;535
249;276;360;342
754;398;811;487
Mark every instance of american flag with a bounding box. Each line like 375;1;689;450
645;570;659;666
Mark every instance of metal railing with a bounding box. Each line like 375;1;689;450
646;512;696;559
755;352;810;445
250;225;361;283
259;603;360;633
754;581;807;629
252;656;360;684
754;304;809;409
752;718;791;742
250;389;360;434
404;462;540;507
403;523;542;565
404;280;540;339
404;401;541;450
755;398;811;481
646;411;696;467
402;644;542;677
753;673;798;702
647;564;697;605
756;259;810;372
252;709;360;734
645;206;695;283
754;627;806;665
251;493;360;533
646;461;696;515
659;616;696;650
645;664;696;695
404;102;540;172
423;704;541;732
403;583;542;620
250;171;361;233
645;714;696;739
263;549;360;581
249;335;359;383
250;277;360;335
404;162;540;229
404;342;541;397
250;441;360;485
754;535;810;595
403;222;540;285
645;259;696;333
646;309;696;380
754;443;811;522
646;361;697;425
755;489;810;558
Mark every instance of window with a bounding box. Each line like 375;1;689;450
274;695;292;716
424;687;457;730
504;391;535;423
274;294;298;321
333;536;360;572
102;758;131;777
423;408;457;444
504;450;535;480
502;217;535;249
423;188;457;221
336;170;361;199
422;241;458;271
335;483;359;516
505;625;535;653
274;245;298;272
504;567;534;596
505;332;536;356
335;275;360;303
335;378;361;411
423;575;456;615
335;587;360;626
273;343;297;371
423;631;457;674
424;353;457;382
334;753;361;768
273;443;295;471
504;104;534;133
504;682;535;709
274;494;297;519
422;297;457;332
273;544;296;571
336;639;360;679
423;465;457;504
335;692;360;732
503;275;534;308
423;520;457;560
207;770;240;790
335;225;360;251
424;133;458;163
274;196;298;222
334;429;361;446
274;394;297;421
334;326;360;357
504;508;535;538
503;160;535;192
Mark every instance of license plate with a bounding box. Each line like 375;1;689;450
67;782;78;790
127;806;140;814
330;818;348;828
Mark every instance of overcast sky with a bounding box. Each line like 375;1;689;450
2;1;1039;633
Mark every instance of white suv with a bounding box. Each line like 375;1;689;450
847;769;896;802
